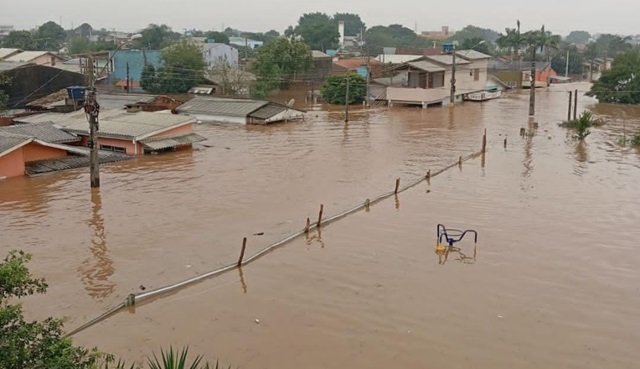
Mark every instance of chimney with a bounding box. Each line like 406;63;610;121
338;21;345;49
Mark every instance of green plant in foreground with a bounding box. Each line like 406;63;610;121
148;347;230;369
560;111;594;141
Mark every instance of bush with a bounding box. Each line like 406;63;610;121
560;110;594;141
320;73;367;105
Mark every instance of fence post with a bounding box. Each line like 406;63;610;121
394;178;400;194
482;128;487;153
317;204;324;227
237;237;247;267
305;218;310;233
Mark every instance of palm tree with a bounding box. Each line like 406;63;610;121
496;20;524;61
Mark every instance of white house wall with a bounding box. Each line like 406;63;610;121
204;45;239;67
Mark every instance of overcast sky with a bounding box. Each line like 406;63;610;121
1;0;638;36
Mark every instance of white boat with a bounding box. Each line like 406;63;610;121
465;89;502;102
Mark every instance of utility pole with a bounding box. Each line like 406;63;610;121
365;48;371;107
126;62;130;93
450;47;456;105
529;58;536;116
565;49;570;77
344;77;350;123
86;55;101;188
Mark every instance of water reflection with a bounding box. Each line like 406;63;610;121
574;142;589;176
78;189;115;299
306;228;325;249
435;245;477;265
238;267;248;294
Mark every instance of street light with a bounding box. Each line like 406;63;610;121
85;33;142;188
450;40;485;105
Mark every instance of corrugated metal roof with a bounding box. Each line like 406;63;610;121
177;96;268;117
4;51;60;63
426;54;470;66
95;93;158;110
140;132;207;150
375;55;423;64
455;50;491;60
0;122;79;143
405;61;446;73
18;110;195;140
0;136;30;156
0;61;29;72
0;48;22;60
248;104;288;120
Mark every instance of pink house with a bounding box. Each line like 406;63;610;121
0;137;86;178
17;110;206;155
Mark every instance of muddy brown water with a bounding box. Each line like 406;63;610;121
2;83;640;368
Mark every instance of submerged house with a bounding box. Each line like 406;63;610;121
176;97;305;124
16;110;205;155
386;50;490;107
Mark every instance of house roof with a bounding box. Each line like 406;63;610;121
15;110;195;140
312;50;331;59
373;71;410;87
375;55;424;64
201;43;230;52
140;132;206;151
455;50;491;60
0;122;80;143
4;51;64;63
95;93;158;109
0;61;29;72
176;96;268;117
425;54;470;66
0;136;31;157
333;58;383;70
0;48;22;60
399;60;446;73
248;104;287;120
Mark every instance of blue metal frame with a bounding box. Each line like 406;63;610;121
437;224;478;247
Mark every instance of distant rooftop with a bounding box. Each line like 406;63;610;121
0;122;79;144
425;54;470;66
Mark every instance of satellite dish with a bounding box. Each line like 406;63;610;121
286;98;295;108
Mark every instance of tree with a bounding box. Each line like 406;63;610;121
333;13;365;37
588;50;640;104
551;45;584;76
2;30;38;50
0;250;107;369
496;21;525;61
136;24;177;49
584;42;600;81
67;37;117;55
209;58;253;96
141;40;206;93
449;25;501;44
35;21;67;50
565;30;591;44
204;31;229;45
294;12;339;51
74;23;94;38
0;75;10;111
253;37;312;96
461;37;493;55
321;73;366;105
365;24;430;56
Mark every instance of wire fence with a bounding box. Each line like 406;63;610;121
64;142;487;338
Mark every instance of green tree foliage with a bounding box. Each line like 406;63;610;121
74;23;94;39
588;50;640;104
2;31;38;50
141;40;206;93
565;30;591;44
496;21;524;60
321;73;366;105
365;24;430;56
0;250;107;369
204;31;229;45
551;45;584;75
448;25;501;44
243;30;280;45
253;38;312;96
460;37;493;55
294;12;340;51
333;13;365;37
35;21;67;50
67;37;117;54
0;74;10;111
136;24;179;49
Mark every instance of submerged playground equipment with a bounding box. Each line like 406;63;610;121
435;224;479;264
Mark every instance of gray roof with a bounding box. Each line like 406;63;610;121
177;97;268;117
455;50;492;60
3;51;62;63
16;109;195;140
95;93;158;110
0;61;29;72
140;132;207;151
312;50;331;59
0;135;30;156
248;104;287;120
426;54;470;66
0;48;22;60
0;122;79;143
400;60;446;73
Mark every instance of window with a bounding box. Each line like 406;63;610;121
474;68;480;81
100;144;126;153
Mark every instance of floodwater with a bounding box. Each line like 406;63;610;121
2;83;640;368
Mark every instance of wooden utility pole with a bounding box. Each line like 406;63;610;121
567;91;573;121
573;89;578;121
528;58;536;116
86;56;100;188
126;62;130;93
344;77;350;123
450;48;457;105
